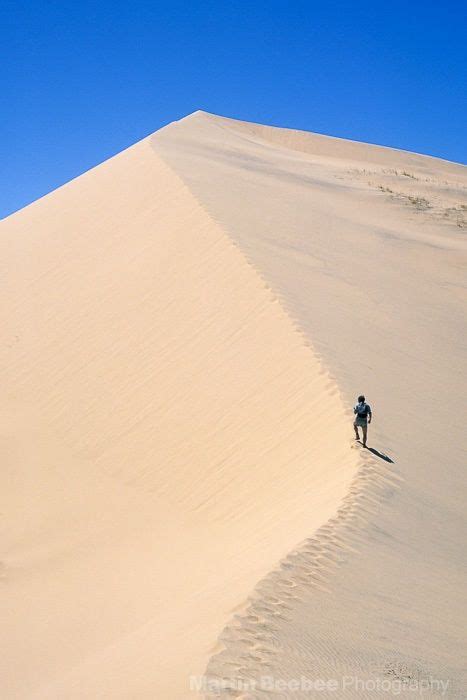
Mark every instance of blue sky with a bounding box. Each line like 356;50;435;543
2;0;466;218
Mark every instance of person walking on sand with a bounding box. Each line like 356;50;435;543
354;395;372;447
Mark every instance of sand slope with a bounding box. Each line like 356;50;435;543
1;126;358;698
1;112;466;698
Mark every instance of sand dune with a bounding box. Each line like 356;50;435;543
1;112;466;698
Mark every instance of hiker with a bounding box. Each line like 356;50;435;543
354;395;372;447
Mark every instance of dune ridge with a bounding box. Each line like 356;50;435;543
201;441;403;699
152;112;467;697
150;124;407;694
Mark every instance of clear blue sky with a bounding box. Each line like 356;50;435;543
2;0;466;218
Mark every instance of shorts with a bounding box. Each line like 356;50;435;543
354;416;368;428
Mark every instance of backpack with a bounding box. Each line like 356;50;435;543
356;403;369;417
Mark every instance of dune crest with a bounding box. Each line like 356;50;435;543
152;112;467;697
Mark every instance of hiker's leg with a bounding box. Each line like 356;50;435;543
353;421;359;440
362;424;368;446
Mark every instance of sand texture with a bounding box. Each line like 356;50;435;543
1;112;466;698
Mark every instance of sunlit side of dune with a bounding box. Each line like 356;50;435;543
1;134;360;698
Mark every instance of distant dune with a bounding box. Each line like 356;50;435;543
1;112;466;698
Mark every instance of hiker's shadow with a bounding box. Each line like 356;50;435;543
364;445;394;463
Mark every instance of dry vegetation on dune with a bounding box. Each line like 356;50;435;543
347;166;467;226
